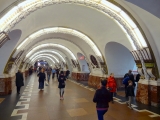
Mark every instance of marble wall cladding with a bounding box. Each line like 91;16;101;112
136;83;149;105
88;75;101;89
0;78;10;95
0;78;5;93
88;76;124;89
71;72;90;81
114;78;124;90
150;85;160;107
71;72;78;80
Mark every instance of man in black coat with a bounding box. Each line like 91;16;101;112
16;70;24;94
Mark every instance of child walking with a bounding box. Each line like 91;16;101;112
126;80;135;109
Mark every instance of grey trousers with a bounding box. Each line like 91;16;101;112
128;96;133;107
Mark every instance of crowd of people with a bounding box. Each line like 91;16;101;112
36;67;70;100
93;70;140;120
15;68;139;120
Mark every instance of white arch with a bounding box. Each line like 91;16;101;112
0;0;147;50
30;54;59;63
26;44;76;60
32;58;53;66
17;27;102;58
26;50;66;62
31;56;55;64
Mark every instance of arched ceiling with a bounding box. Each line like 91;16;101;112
25;42;76;60
0;1;148;51
24;39;87;60
31;56;55;64
30;54;59;63
17;27;102;58
26;49;66;63
0;0;159;77
32;58;53;66
26;51;65;62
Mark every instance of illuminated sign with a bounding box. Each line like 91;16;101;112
79;56;85;60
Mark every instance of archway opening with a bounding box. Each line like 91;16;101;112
105;42;137;96
77;53;90;73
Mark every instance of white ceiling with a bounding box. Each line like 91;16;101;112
0;0;160;76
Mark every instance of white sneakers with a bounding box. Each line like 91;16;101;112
128;106;133;110
126;102;133;110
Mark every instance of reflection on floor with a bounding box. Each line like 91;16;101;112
0;74;160;120
117;91;125;97
0;98;5;103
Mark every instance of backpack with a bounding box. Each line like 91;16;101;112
122;76;130;84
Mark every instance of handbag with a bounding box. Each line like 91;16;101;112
45;81;49;86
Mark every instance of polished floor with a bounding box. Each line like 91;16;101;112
0;74;160;120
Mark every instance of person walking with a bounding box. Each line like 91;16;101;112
107;73;117;103
56;68;60;78
58;71;66;100
15;70;24;94
93;79;110;120
126;80;135;109
37;68;46;90
136;73;141;82
65;69;70;79
47;67;52;82
52;68;56;79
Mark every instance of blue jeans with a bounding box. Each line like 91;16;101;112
47;74;50;81
39;82;44;89
97;110;108;120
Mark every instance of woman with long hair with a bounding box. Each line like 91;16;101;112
58;71;66;100
37;68;46;90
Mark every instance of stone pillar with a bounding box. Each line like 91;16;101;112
88;73;107;89
136;79;160;107
136;82;149;105
0;74;10;95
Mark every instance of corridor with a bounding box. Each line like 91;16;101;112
0;74;159;120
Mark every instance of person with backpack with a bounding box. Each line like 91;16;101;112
58;71;66;100
93;79;110;120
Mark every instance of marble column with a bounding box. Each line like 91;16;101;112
136;79;160;107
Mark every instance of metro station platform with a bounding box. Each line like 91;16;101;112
0;74;160;120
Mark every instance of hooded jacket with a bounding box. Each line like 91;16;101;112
107;76;117;92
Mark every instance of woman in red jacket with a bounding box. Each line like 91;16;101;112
107;73;117;103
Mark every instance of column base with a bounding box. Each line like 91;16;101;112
71;72;89;81
136;80;160;107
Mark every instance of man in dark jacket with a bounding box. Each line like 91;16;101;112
16;70;24;94
93;80;110;120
